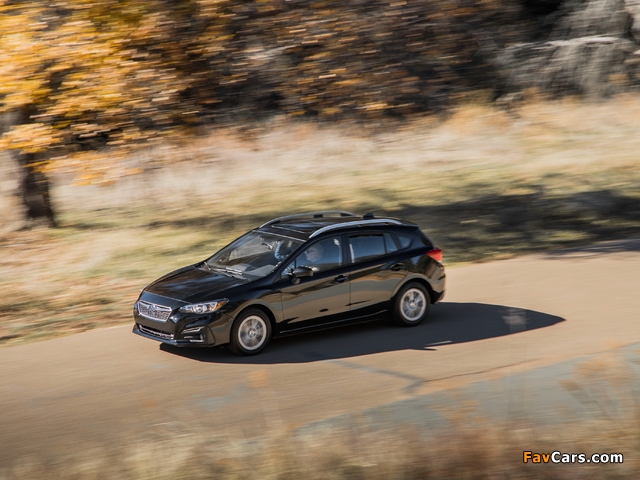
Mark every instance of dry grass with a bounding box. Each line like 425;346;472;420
1;400;637;479
1;95;640;345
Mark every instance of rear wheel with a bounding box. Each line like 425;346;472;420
393;282;430;327
229;309;272;356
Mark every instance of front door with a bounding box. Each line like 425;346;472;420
276;235;351;333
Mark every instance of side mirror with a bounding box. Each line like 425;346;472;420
292;266;314;278
290;266;313;284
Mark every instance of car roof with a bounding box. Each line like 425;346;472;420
256;211;417;241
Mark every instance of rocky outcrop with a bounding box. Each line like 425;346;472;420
496;36;636;97
626;0;640;41
496;0;640;98
550;0;630;39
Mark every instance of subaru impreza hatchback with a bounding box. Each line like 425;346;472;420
133;211;445;355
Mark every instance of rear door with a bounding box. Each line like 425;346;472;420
346;232;407;317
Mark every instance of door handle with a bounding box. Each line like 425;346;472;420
333;275;348;284
390;263;404;271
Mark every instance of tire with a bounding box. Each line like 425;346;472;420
229;308;272;356
393;282;430;327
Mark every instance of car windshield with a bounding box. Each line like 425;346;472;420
205;231;302;279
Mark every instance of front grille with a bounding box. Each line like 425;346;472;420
138;301;172;322
139;324;174;340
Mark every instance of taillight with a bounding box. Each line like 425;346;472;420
427;248;442;262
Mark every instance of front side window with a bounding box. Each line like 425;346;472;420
348;234;386;262
283;236;343;275
206;232;302;279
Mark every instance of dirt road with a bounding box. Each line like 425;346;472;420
1;239;639;464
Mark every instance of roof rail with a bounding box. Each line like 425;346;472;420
259;211;357;228
309;218;403;238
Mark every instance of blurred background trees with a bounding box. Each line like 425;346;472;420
1;0;639;227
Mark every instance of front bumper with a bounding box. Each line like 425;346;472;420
133;296;235;347
133;323;215;347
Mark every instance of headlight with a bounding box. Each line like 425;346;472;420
179;299;228;314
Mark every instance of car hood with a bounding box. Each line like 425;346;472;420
146;265;251;302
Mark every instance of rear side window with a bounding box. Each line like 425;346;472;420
349;234;386;262
384;233;399;253
396;234;413;249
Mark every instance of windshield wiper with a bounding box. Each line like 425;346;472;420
223;267;245;278
208;265;231;276
208;265;244;279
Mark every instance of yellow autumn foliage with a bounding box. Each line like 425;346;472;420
0;0;531;182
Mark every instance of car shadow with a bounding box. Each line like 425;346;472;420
159;302;564;364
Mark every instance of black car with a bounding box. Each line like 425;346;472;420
133;211;445;355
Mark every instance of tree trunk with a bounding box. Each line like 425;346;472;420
1;109;58;229
18;153;57;228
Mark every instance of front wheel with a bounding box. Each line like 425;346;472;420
229;309;272;356
393;282;430;327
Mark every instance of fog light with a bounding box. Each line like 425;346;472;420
183;326;204;334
